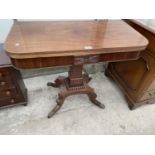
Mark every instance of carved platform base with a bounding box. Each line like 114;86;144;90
47;68;105;118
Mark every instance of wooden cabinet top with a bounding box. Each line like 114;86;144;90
4;20;148;59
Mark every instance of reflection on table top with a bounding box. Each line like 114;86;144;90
4;20;148;59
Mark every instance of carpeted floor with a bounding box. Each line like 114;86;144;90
0;71;155;134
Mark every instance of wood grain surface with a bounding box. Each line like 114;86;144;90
4;20;148;59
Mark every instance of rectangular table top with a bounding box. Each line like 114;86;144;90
4;20;148;59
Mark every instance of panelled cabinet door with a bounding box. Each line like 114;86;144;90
111;56;149;91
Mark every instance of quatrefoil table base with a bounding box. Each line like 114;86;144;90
47;64;105;118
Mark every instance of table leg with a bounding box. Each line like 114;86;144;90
86;86;105;109
47;64;105;118
47;76;64;88
48;93;65;118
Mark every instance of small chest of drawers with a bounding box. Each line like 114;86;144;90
0;44;27;108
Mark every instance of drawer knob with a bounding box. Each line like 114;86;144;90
6;91;11;96
1;81;6;86
11;99;15;103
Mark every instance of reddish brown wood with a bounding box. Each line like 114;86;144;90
10;51;141;69
68;65;83;86
4;20;148;117
0;45;27;108
47;65;105;118
106;19;155;109
4;20;148;59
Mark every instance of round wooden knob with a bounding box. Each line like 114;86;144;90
6;91;11;96
11;99;15;103
1;81;6;86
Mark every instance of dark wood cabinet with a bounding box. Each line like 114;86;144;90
0;44;27;108
106;19;155;109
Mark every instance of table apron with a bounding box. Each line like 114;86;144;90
11;51;141;69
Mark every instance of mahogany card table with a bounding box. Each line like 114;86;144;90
4;20;148;118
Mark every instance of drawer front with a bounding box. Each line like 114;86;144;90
0;97;20;107
0;78;15;91
0;88;18;100
0;66;27;108
0;67;11;79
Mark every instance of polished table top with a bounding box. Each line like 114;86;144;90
4;20;148;59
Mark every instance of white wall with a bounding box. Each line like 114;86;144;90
139;19;155;29
0;19;13;43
